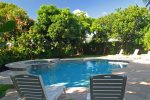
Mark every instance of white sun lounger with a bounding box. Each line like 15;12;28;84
116;49;124;56
129;49;139;59
140;51;150;60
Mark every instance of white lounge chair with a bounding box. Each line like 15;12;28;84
140;51;150;60
129;49;139;59
115;49;125;59
87;74;127;100
132;49;139;56
10;74;65;100
108;61;128;68
116;49;124;56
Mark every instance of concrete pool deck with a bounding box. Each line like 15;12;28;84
1;56;150;100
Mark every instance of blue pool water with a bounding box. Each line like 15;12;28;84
28;60;128;87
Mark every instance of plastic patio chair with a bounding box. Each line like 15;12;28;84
129;49;139;59
115;49;124;59
132;49;139;56
140;51;150;60
116;49;124;56
87;74;127;100
10;74;65;100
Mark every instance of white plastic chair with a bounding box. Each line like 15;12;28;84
116;49;124;56
129;49;139;59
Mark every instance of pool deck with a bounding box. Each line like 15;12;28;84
1;56;150;100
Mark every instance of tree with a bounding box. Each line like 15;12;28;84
0;2;34;40
90;14;115;54
12;32;45;59
111;6;150;53
0;20;16;33
33;5;82;57
143;28;150;50
0;2;34;66
74;11;92;37
73;11;93;54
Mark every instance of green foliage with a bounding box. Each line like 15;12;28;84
72;11;93;53
0;48;24;66
32;5;82;57
0;2;34;66
74;11;93;38
0;84;11;98
91;5;150;54
91;14;113;43
111;6;150;53
144;28;150;50
0;20;16;33
12;32;45;59
90;14;115;54
0;2;34;39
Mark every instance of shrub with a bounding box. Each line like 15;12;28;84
0;84;11;98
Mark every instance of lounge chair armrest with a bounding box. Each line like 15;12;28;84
87;93;90;100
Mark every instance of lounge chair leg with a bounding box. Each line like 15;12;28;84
63;88;66;94
17;98;21;100
63;88;67;99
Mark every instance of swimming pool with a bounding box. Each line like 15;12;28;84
28;59;128;87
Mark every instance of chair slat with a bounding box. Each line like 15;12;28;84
16;82;41;85
93;86;122;88
10;74;47;100
93;93;121;96
10;74;65;100
93;80;123;83
90;74;127;100
92;83;123;86
18;84;41;88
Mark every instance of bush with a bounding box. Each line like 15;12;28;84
144;29;150;50
0;84;11;98
0;48;26;67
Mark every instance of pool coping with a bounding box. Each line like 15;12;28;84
5;57;130;71
5;59;60;71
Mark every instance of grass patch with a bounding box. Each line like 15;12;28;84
0;84;11;98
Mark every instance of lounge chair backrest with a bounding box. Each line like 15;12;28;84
119;49;123;55
10;74;47;100
90;74;127;100
133;49;139;55
148;51;150;55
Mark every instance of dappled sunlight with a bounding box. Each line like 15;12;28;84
126;91;137;94
128;81;150;86
66;87;87;93
113;71;127;74
51;80;89;88
71;80;89;87
50;82;68;86
128;82;137;84
139;81;150;86
5;90;17;96
136;70;145;72
127;81;150;95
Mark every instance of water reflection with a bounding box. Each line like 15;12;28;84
28;60;128;87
